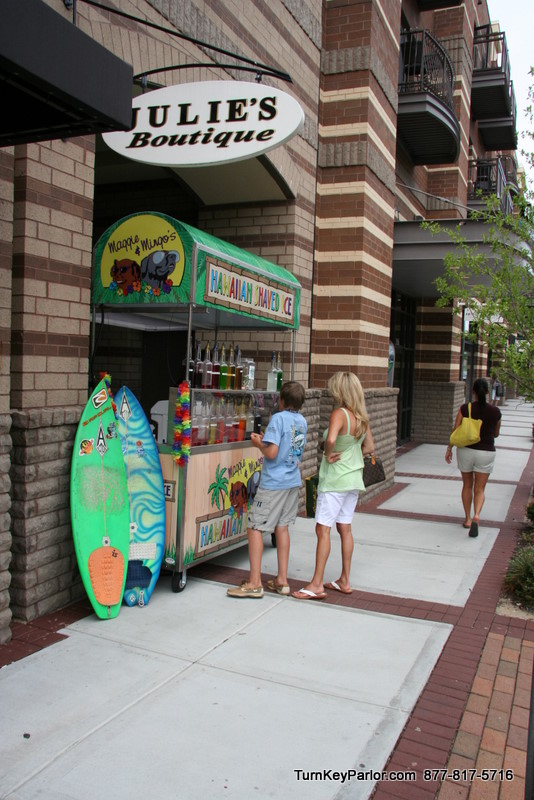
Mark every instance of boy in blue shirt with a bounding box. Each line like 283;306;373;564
227;381;307;598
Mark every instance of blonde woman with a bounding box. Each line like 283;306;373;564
293;371;374;600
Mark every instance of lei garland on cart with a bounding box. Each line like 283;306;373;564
173;381;191;465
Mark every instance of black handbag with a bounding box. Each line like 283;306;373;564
363;454;385;487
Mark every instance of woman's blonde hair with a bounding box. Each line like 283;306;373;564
328;371;369;439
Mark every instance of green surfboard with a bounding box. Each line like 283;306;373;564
70;376;130;619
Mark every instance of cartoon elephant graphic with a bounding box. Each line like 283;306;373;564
140;250;179;289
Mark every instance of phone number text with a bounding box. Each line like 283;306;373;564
424;768;514;782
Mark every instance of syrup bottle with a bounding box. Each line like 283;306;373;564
211;342;220;389
237;400;246;442
191;401;200;446
194;340;203;388
276;351;283;391
266;350;277;391
227;344;235;390
188;341;195;385
232;400;240;442
219;343;228;390
245;398;254;439
217;398;226;443
202;341;212;389
198;400;208;445
235;345;243;390
208;398;217;445
253;397;262;434
225;397;234;442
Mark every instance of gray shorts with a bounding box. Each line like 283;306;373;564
456;447;496;474
247;486;300;532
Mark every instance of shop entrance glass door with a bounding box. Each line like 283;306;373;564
390;291;416;444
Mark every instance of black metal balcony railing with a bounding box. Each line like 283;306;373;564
473;26;510;79
397;29;459;164
472;25;517;130
399;29;455;114
500;155;518;192
507;80;516;125
467;158;514;215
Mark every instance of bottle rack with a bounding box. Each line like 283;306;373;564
189;388;278;448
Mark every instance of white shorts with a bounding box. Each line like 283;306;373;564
315;490;359;527
456;448;496;474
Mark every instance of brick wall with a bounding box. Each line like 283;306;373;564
91;326;143;399
412;380;465;443
9;408;85;622
0;414;12;643
0;147;14;644
299;389;321;514
11;138;95;410
312;0;400;388
415;300;462;383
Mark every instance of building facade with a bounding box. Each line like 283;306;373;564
0;0;519;641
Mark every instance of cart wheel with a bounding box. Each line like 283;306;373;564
271;533;277;548
172;570;187;593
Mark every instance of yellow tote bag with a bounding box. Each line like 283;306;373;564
449;403;482;448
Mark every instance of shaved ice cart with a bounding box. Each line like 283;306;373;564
92;211;301;592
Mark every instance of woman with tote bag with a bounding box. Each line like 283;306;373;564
446;378;502;538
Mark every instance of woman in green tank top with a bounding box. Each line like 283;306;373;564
293;372;374;600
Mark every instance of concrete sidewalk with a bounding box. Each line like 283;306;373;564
1;399;533;800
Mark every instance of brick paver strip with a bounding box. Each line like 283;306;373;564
371;444;534;800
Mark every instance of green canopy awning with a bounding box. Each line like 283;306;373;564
92;212;300;330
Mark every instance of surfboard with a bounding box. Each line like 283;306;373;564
70;376;130;619
115;386;166;607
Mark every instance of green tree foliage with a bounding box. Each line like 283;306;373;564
425;200;534;400
425;72;534;400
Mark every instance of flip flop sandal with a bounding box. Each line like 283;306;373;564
325;580;352;594
291;588;326;600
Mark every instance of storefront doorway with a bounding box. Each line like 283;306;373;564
459;307;478;400
390;291;416;444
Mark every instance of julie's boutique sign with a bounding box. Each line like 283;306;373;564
102;81;305;167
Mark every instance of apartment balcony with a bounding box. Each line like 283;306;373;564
467;158;515;216
471;26;517;150
397;29;460;165
500;155;519;194
416;0;461;8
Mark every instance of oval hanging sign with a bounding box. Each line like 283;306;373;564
102;80;305;168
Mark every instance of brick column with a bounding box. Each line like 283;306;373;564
426;5;477;223
0;147;14;643
312;0;401;388
415;299;462;385
11;138;94;408
9;138;95;620
411;299;464;441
